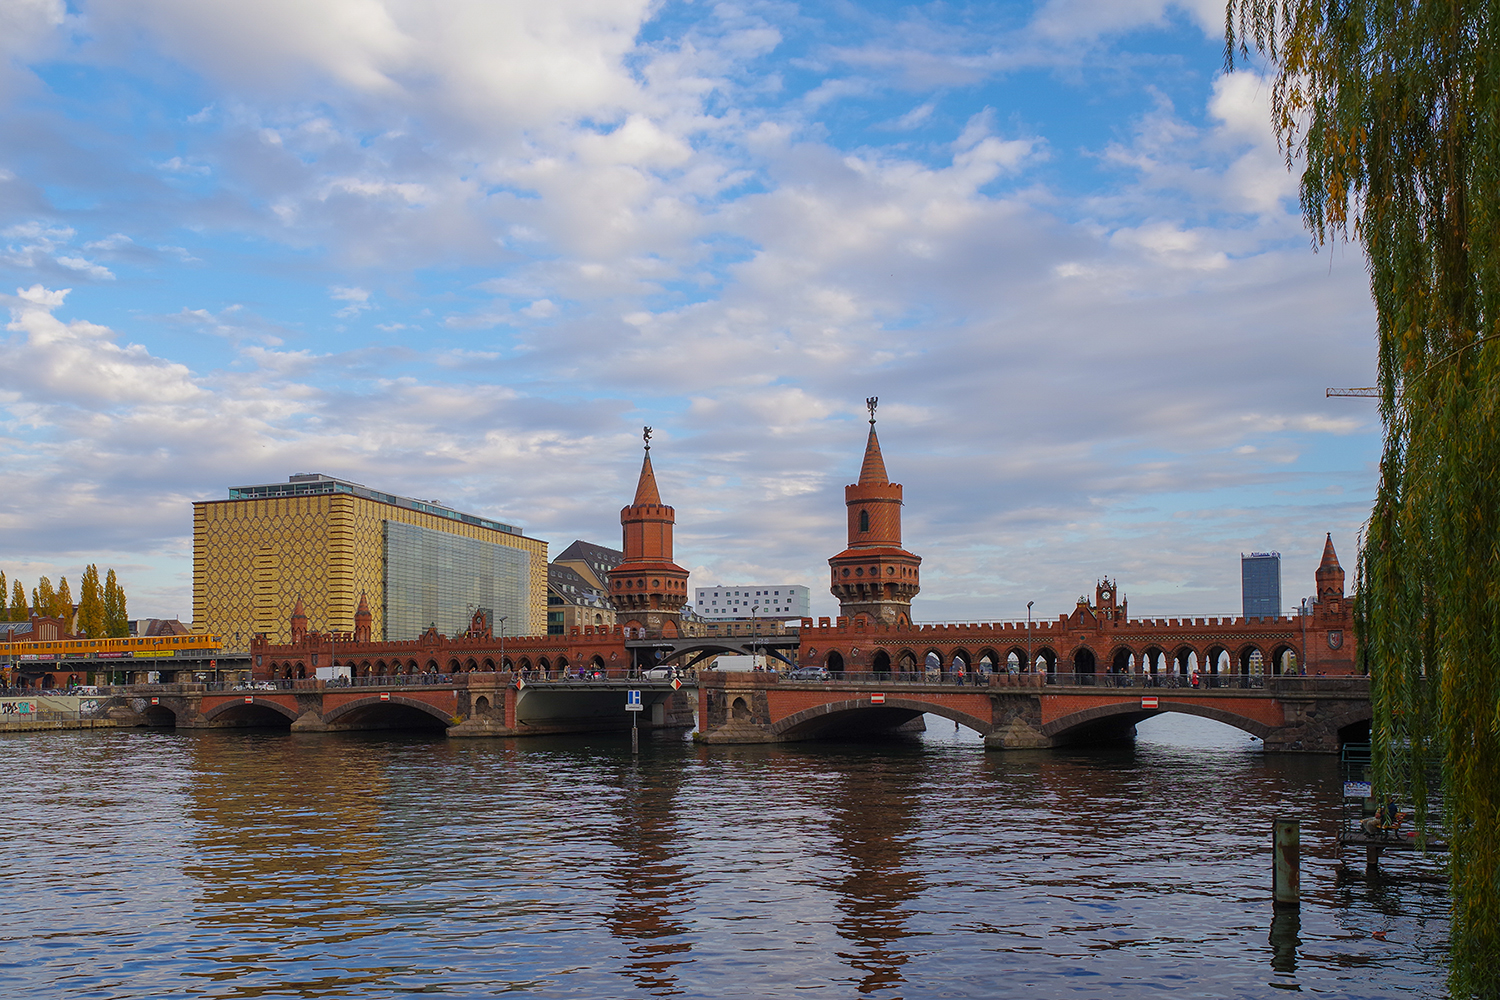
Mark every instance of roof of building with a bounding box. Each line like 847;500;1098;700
859;426;889;485
632;451;662;506
547;563;612;609
222;473;527;537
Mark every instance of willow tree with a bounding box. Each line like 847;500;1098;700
1228;1;1500;992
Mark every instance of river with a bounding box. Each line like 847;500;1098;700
0;716;1448;999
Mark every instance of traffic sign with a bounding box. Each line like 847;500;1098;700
1141;696;1159;709
626;690;644;712
870;693;886;704
515;676;526;690
671;678;682;691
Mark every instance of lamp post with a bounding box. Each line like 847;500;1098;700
1027;601;1035;675
497;615;508;676
751;606;759;671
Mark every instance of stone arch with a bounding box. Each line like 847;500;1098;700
448;658;463;674
591;655;606;671
474;695;491;714
731;696;752;720
1006;647;1026;671
949;649;972;674
1071;646;1097;678
322;695;455;729
1173;646;1197;675
1034;646;1058;674
825;650;845;673
897;649;918;675
1237;645;1265;676
556;656;570;671
1141;646;1166;678
1203;645;1229;681
425;658;440;673
923;649;943;675
518;657;532;671
202;698;298;727
502;656;514;671
1109;646;1135;675
1269;643;1298;675
538;657;551;672
769;697;992;739
142;703;177;727
871;650;892;675
977;648;1000;675
465;658;479;672
1042;700;1274;743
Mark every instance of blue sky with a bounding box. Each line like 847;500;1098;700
0;0;1378;624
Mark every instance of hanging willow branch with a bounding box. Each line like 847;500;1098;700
1228;1;1500;995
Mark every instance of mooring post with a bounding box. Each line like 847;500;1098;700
1273;817;1301;907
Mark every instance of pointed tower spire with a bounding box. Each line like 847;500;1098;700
1316;533;1345;601
609;425;689;635
828;398;921;627
859;397;889;485
633;426;662;505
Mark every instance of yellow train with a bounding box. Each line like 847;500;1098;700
0;633;222;663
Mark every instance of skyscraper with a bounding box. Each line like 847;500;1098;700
1241;551;1282;619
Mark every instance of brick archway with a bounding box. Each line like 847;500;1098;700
1041;700;1274;741
769;697;992;738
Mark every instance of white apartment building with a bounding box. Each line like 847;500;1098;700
694;585;811;620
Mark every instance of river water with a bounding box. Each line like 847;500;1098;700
0;716;1448;999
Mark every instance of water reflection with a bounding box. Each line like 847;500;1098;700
603;754;694;993
822;755;925;994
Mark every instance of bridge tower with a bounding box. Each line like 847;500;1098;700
828;398;922;626
608;427;690;635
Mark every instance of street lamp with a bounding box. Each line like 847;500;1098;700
497;615;508;676
1026;601;1035;675
751;606;759;671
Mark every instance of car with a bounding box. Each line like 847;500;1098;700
788;666;829;680
643;666;676;679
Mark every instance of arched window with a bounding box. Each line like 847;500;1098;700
859;509;870;532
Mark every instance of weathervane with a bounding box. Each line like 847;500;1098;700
866;397;878;425
643;425;652;452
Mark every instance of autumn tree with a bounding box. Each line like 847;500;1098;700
0;571;7;623
103;569;128;638
32;577;55;620
1229;2;1500;994
9;580;25;621
54;576;72;627
76;565;105;638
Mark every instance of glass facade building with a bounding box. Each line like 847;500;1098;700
1241;552;1282;619
383;521;530;640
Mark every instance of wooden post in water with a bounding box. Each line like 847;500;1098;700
1273;818;1300;907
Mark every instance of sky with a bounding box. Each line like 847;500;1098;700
0;0;1380;626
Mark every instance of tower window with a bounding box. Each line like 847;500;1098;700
859;509;870;532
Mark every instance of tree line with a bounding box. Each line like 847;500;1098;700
0;566;129;638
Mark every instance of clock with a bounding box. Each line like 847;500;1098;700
1100;589;1112;602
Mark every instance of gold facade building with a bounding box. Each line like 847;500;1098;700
194;474;547;651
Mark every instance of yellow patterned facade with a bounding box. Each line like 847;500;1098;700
193;493;547;652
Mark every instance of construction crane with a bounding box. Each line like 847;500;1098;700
1326;387;1379;397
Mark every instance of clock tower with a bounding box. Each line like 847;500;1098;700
828;399;922;626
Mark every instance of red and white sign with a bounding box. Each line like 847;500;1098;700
1141;696;1159;709
379;693;391;701
671;678;683;691
244;697;254;704
870;693;886;704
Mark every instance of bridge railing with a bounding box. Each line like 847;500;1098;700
1045;672;1267;689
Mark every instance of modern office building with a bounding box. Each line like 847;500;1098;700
193;473;548;650
1241;551;1282;619
694;585;811;620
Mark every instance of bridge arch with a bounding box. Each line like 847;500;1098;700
769;697;992;739
1042;700;1274;743
1108;645;1134;674
322;695;454;731
871;650;892;675
202;698;298;728
1237;645;1264;676
1071;646;1097;675
1269;643;1297;674
1035;646;1058;673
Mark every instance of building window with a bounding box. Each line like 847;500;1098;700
860;510;870;532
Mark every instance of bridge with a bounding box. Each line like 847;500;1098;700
696;671;1371;752
85;668;1370;753
99;673;696;738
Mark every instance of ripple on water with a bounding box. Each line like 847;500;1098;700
0;716;1448;999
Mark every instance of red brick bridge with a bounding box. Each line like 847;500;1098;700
696;671;1371;752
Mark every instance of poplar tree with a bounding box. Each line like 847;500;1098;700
54;576;72;626
76;565;104;638
1229;3;1500;994
32;577;55;620
9;580;26;621
0;571;7;623
103;570;128;638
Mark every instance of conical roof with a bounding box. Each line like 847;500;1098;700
356;592;371;616
859;426;889;485
1318;533;1341;571
633;451;662;506
291;597;306;620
